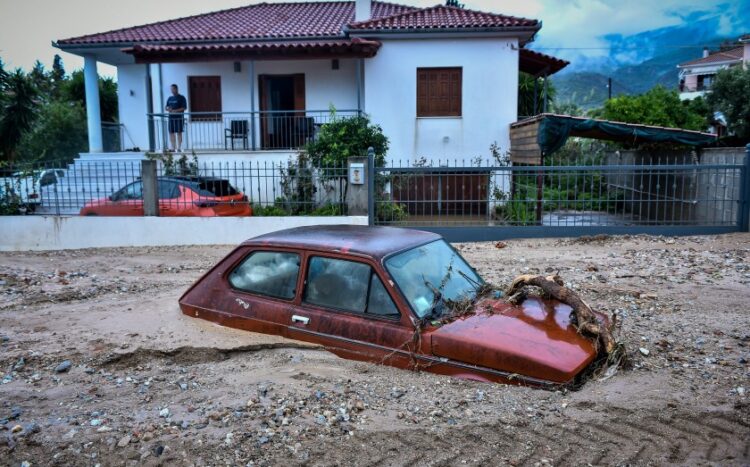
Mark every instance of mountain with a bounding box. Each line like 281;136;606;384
545;10;750;109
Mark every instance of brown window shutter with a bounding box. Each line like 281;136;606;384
416;67;462;117
188;76;222;120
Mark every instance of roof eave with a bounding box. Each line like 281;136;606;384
346;25;540;42
677;58;742;69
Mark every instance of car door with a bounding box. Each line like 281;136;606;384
108;181;144;216
289;254;416;367
156;180;182;216
225;249;300;337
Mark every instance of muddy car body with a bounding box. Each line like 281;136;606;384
179;225;603;387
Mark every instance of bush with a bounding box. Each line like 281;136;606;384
376;201;408;223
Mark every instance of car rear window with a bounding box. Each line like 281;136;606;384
197;179;238;197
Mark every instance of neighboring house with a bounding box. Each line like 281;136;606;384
677;43;745;101
54;0;566;165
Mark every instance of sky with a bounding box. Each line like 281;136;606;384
0;0;747;77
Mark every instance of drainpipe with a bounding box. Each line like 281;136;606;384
356;58;362;114
83;55;103;153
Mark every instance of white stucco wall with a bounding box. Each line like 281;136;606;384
364;37;519;164
0;216;368;251
117;64;150;150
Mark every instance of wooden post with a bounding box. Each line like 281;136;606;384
536;167;543;224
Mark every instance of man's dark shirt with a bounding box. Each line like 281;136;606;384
166;94;187;116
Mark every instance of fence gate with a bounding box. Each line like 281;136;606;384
372;154;750;242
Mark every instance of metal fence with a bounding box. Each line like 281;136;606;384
3;147;748;239
373;153;750;240
0;158;347;217
148;110;360;152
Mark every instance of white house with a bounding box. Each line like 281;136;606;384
55;0;567;165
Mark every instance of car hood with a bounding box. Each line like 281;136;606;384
429;297;601;384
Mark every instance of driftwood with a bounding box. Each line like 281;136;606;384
507;274;617;355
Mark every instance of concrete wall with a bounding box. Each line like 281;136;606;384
0;216;368;251
364;37;519;164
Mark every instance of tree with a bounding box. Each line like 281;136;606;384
28;60;52;98
19;101;87;164
706;67;750;140
0;69;38;163
445;0;465;7
59;70;118;122
518;72;555;118
51;55;65;84
594;85;707;131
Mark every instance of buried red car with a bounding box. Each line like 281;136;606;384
179;225;611;387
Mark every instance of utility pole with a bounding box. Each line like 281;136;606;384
607;77;612;100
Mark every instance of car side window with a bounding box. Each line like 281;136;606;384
113;181;143;201
229;251;300;300
368;274;400;318
157;181;180;199
304;256;400;318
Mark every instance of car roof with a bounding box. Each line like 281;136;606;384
243;225;441;260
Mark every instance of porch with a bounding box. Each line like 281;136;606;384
78;39;373;155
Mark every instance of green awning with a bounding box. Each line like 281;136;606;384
527;114;717;155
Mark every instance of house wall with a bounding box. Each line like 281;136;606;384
364;37;519;164
117;64;150;150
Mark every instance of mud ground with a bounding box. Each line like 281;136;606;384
1;233;749;466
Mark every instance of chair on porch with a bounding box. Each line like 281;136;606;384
293;117;316;147
224;120;249;150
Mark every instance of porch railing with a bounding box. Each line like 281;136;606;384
148;109;360;152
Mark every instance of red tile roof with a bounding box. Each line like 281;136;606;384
348;4;538;31
57;1;417;45
519;49;569;76
57;1;539;47
678;47;744;67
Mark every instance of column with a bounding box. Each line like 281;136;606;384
83;55;103;153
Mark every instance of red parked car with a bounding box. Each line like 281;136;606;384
80;176;251;217
179;225;607;387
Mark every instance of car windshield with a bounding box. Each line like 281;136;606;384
385;240;484;319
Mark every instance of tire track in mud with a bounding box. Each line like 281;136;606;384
295;406;749;466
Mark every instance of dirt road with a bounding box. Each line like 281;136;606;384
1;234;749;466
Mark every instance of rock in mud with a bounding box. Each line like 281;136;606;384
54;360;72;373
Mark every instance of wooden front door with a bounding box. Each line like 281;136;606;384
258;74;305;149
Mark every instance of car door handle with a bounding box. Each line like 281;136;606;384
291;315;310;325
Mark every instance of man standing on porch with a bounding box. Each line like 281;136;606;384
165;84;187;152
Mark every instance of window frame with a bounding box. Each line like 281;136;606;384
416;67;463;118
301;254;401;321
227;249;302;302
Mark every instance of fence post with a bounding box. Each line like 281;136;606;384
740;144;750;232
367;147;375;226
141;160;159;216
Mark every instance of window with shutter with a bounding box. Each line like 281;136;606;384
416;67;462;117
188;76;222;121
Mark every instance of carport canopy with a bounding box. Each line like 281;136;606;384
510;113;718;165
